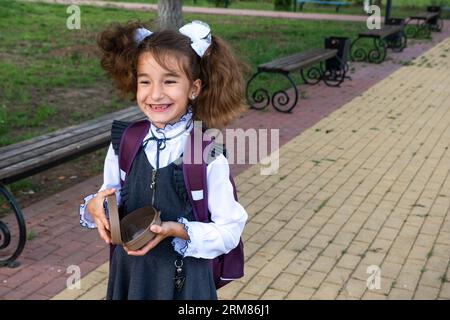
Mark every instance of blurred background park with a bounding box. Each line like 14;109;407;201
1;0;450;300
1;0;448;216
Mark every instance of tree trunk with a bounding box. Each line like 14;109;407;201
157;0;183;31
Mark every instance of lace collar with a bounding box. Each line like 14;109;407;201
147;106;193;139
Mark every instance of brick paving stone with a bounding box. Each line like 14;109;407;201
297;270;327;289
438;283;450;300
324;267;353;287
260;289;287;300
218;281;245;300
241;275;273;296
418;270;445;289
388;288;414;300
362;291;387;300
310;256;337;274
413;285;440;300
286;286;316;300
337;254;362;270
312;282;341;300
341;278;367;299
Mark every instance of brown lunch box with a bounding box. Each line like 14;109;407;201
107;195;162;251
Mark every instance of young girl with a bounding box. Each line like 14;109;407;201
79;20;248;300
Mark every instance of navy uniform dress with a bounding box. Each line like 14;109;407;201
106;123;217;300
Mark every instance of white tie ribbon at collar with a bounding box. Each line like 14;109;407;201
133;20;212;58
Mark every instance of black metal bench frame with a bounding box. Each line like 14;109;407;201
350;20;407;64
405;6;443;39
0;106;145;268
246;37;350;113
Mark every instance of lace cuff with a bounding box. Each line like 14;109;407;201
171;217;192;257
79;194;96;229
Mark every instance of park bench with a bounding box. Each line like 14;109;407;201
246;36;350;113
293;0;351;12
0;106;146;267
350;19;407;64
405;6;443;38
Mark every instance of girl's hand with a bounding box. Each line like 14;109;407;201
86;188;116;244
124;221;188;256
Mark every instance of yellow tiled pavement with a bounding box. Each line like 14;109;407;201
52;38;450;300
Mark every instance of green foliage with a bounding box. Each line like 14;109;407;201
274;0;293;11
0;105;7;135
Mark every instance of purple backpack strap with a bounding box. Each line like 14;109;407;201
182;126;213;223
109;120;149;263
182;127;244;289
118;120;150;186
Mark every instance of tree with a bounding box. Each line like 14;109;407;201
157;0;183;31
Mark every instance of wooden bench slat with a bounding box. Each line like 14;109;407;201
258;49;337;72
1;126;110;169
258;48;325;69
410;12;439;20
0;107;143;162
0;106;140;155
359;25;403;38
0;112;145;171
0;131;111;182
0;112;146;182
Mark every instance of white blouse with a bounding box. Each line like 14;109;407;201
79;108;248;259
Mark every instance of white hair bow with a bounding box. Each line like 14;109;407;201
134;27;153;44
133;20;212;58
179;20;212;57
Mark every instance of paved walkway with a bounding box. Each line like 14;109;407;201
23;0;370;22
49;37;450;300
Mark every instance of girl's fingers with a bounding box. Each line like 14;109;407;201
96;219;111;244
98;188;116;199
92;188;115;231
150;224;162;233
125;236;161;256
101;216;110;231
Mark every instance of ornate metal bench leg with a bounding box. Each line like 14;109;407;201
405;19;419;38
246;71;299;113
246;71;271;111
350;37;367;62
344;61;352;80
271;72;299;113
389;31;407;53
419;21;432;38
323;56;346;87
436;17;443;32
407;19;431;38
429;16;443;32
368;38;387;64
300;64;323;85
0;184;27;268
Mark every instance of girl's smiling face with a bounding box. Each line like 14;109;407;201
136;52;201;128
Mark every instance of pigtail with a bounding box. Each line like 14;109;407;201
196;36;248;129
97;21;143;100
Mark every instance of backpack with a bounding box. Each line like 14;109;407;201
114;120;244;289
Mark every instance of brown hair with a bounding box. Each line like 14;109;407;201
97;20;247;129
